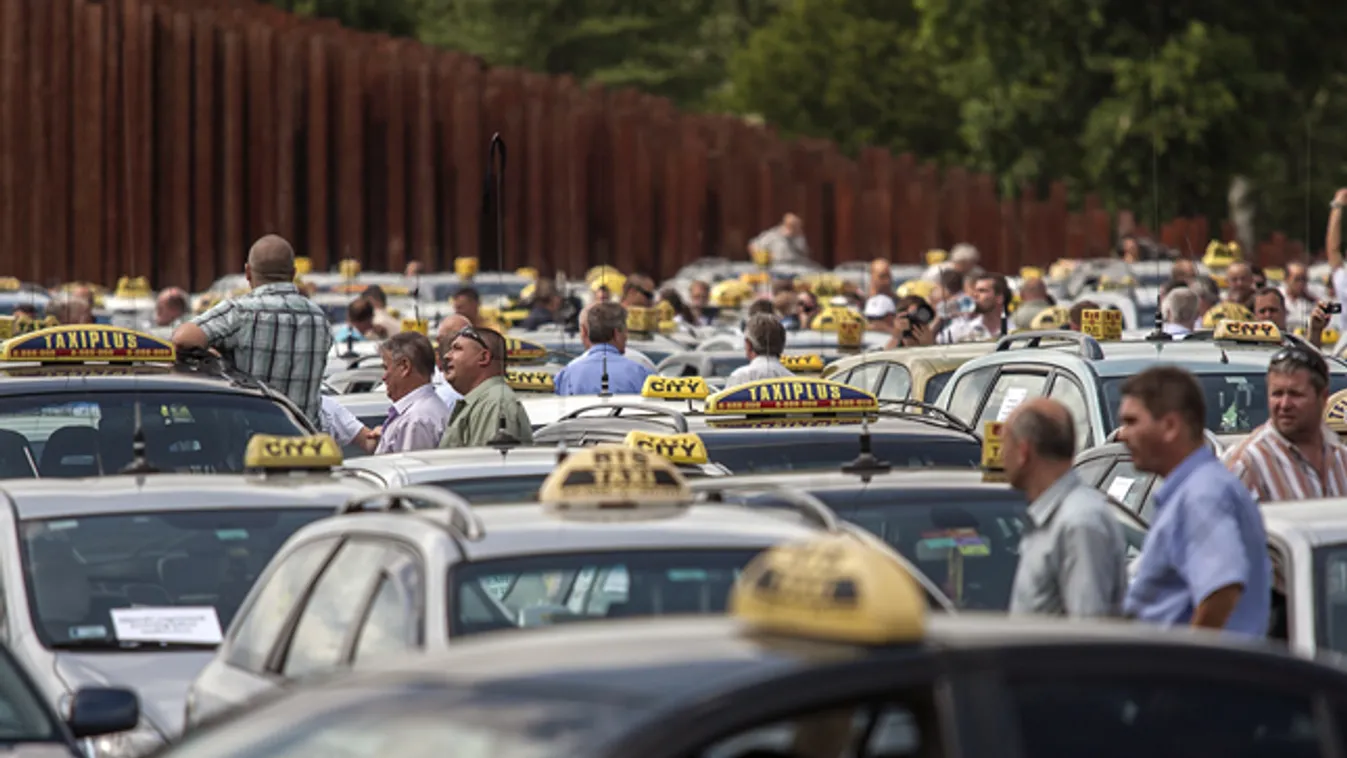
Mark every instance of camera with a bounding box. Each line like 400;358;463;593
1327;303;1343;315
909;303;935;327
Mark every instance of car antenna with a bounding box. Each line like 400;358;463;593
1143;41;1171;347
598;269;612;398
119;400;159;476
482;133;519;454
842;315;890;482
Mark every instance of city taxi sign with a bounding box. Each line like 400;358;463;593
1079;309;1122;341
641;375;709;400
705;378;878;416
338;258;361;279
400;318;428;335
506;370;555;393
539;444;690;512
781;354;825;373
0;277;19;291
626;306;661;334
623;431;708;465
244;434;343;471
0;325;175;363
454;256;479;279
505;337;548;363
113;276;152;299
1213;319;1281;343
0;315;59;341
1325;389;1347;436
730;534;926;645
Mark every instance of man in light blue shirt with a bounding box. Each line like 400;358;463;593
1116;365;1270;636
554;302;652;396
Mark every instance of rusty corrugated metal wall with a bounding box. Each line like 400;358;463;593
0;0;1307;290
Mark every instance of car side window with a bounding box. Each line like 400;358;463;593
1100;460;1148;515
1073;456;1113;487
1008;675;1321;758
840;363;885;394
1047;374;1092;450
973;372;1048;429
225;538;339;673
944;366;995;421
922;370;954;404
351;550;425;667
281;541;389;679
877;365;913;402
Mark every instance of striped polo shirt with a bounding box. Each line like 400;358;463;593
1222;422;1347;502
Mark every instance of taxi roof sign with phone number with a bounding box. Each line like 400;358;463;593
705;378;878;416
1079;309;1122;341
730;534;926;645
641;375;710;400
505;337;549;363
539;444;690;511
1213;319;1282;343
244;434;343;471
622;431;709;465
0;325;175;363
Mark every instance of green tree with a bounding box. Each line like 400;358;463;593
266;0;420;36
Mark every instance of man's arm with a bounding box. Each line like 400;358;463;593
1180;496;1251;631
1329;188;1346;269
171;322;210;350
173;301;236;351
1058;512;1128;618
1192;583;1244;629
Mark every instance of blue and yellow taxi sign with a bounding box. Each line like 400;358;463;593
539;444;690;510
504;337;548;363
0;325;174;363
705;377;878;416
780;354;825;373
641;375;709;400
1325;389;1347;436
1213;319;1280;343
244;434;342;471
730;534;926;645
506;369;555;393
623;431;709;465
455;256;479;279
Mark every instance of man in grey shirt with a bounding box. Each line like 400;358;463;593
375;331;452;454
1004;398;1127;617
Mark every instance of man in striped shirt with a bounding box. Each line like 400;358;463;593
1223;345;1347;501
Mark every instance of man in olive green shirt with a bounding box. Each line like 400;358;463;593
438;326;534;447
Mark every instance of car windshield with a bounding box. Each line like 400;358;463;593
703;432;981;474
450;549;763;637
0;392;308;478
1103;372;1347;434
22;508;330;649
709;356;750;377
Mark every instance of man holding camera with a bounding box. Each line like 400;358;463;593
886;295;938;349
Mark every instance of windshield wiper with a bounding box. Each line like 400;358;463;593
50;639;216;651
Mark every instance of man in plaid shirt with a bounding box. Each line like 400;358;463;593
173;235;332;424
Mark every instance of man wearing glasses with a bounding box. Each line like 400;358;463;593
1223;346;1347;501
438;326;534;448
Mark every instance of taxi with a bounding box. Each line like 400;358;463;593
822;342;994;404
933;318;1347;452
534;376;984;474
0;325;317;477
0;434;374;752
157;531;1347;758
0;276;50;316
1072;430;1227;521
655;350;835;383
183;445;932;729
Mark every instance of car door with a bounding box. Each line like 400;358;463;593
1097;458;1155;519
1045;372;1093;450
346;546;427;668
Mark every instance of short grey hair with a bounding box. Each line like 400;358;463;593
585;302;627;344
381;331;436;378
744;313;785;357
1007;404;1076;462
1161;287;1199;326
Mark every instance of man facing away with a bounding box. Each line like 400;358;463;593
725;314;794;389
173;235;331;426
1004;399;1127;618
376;331;451;455
439;326;534;448
554;302;652;396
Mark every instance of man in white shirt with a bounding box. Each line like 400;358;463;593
1160;286;1198;339
747;213;811;264
376;332;452;454
319;395;378;453
936;273;1006;344
725;314;794;389
1327;188;1347;331
432;315;469;412
1282;263;1318;331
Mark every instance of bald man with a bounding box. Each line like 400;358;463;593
155;287;189;329
1004;398;1127;618
174;235;332;425
748;212;811;264
431;314;471;412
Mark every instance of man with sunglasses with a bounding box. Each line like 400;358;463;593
438;326;534;448
1223;345;1347;501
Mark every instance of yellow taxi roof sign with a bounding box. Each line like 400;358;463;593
515;266;539;280
293;256;312;276
113;276;151;299
1029;305;1071;330
338;258;361;279
642;375;709;400
982;421;1005;472
0;325;175;363
705;377;878;416
0;277;20;291
504;337;548;363
750;247;772;268
1213;319;1280;343
780;354;825;373
538;444;690;511
506;369;555;393
454;256;479;279
0;315;58;341
623;431;709;465
244;434;343;471
924;249;947;266
1325;389;1347;435
400;318;428;335
1202;302;1253;328
1019;266;1043;280
730;534;926;645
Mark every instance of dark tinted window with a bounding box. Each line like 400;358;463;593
1103;372;1347;434
226;538;338;672
429;475;548;504
1314;544;1347;657
710;356;750;377
922;371;954;404
1009;676;1320;758
1072;455;1114;487
704;433;981;474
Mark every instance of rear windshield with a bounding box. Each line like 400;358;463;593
704;433;980;474
429;469;714;505
0;392;308;478
1103;372;1347;434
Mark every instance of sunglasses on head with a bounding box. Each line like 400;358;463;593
455;326;489;352
1271;346;1329;382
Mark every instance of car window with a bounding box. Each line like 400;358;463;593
877;365;913;402
974;372;1049;429
1073;456;1113;487
0;648;60;742
351;570;421;667
839;363;885;394
704;435;981;475
922;370;954;404
427;475;548;504
1099;460;1149;515
1313;544;1347;657
283;542;389;678
943;366;995;422
1009;675;1320;758
1103;372;1327;435
225;538;339;673
1047;374;1093;450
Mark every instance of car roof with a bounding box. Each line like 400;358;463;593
825;342;993;374
1263;499;1347;547
0;362;280;396
967;338;1321;378
693;467;1007;492
534;413;978;443
0;474;368;520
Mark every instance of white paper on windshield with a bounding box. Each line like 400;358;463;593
110;606;223;645
1106;476;1136;501
995;387;1029;422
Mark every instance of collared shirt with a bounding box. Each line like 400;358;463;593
725;355;795;389
1284;292;1317;332
1162;322;1191;339
430;367;463;415
749;227;811;264
936;314;1001;344
1009;471;1128;618
1332;268;1347;332
376;383;452;455
319;395;364;447
193;282;332;424
1124;447;1271;637
554;344;652;396
1223;422;1347;502
439;375;535;448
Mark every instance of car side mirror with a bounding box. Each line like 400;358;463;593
67;687;140;738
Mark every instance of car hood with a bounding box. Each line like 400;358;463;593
53;651;213;738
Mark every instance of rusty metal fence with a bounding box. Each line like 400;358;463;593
0;0;1308;291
